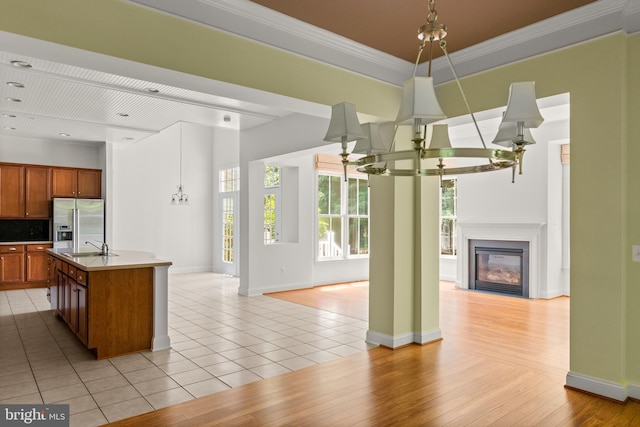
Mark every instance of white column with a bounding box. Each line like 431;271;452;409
151;265;171;351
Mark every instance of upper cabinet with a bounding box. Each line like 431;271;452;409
77;169;102;199
0;163;101;219
52;167;101;199
25;167;51;218
0;164;25;218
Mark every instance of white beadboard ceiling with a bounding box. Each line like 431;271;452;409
0;45;291;146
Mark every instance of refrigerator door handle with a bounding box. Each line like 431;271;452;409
72;208;79;250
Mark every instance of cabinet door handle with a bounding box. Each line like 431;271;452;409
8;247;16;251
36;247;44;250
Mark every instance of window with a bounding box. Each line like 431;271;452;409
440;178;457;256
263;166;280;245
219;167;239;264
219;167;239;192
318;173;369;259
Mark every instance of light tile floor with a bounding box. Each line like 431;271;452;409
0;273;371;426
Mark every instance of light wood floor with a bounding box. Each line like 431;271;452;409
109;283;640;426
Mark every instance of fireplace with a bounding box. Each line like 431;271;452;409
469;239;529;297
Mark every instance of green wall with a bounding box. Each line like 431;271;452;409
435;33;635;387
626;33;640;384
3;0;639;391
0;0;400;120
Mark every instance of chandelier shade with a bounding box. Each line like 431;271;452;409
500;82;544;128
353;122;395;155
427;124;452;149
492;120;537;147
395;77;447;126
323;102;366;144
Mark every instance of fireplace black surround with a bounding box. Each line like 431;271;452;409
469;239;529;297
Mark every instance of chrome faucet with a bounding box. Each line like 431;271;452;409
86;240;109;255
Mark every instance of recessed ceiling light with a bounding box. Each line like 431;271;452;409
5;97;21;102
117;113;129;117
59;133;71;137
10;60;32;68
6;81;25;88
2;114;17;118
3;126;16;130
122;137;134;140
146;88;159;94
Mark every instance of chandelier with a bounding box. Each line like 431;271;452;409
324;0;544;184
170;122;189;205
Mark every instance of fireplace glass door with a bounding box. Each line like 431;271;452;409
469;240;529;297
477;250;521;285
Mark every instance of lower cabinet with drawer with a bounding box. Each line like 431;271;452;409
0;244;25;284
0;243;53;290
52;255;153;359
56;260;88;345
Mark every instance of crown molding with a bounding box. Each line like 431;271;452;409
428;0;632;83
130;0;633;86
129;0;413;85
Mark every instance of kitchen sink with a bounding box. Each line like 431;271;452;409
63;252;118;258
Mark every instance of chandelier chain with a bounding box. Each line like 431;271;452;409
427;0;438;23
439;40;489;150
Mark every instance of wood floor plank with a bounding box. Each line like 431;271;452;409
108;283;640;426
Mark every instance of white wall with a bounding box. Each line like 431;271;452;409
238;113;369;295
0;135;103;169
110;122;214;273
443;98;570;297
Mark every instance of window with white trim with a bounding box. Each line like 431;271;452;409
440;178;457;256
263;166;280;245
219;167;239;264
317;156;369;260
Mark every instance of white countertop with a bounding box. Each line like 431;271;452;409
48;248;172;271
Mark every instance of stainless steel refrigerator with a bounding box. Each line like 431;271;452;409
52;198;105;250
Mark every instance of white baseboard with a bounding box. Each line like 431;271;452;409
238;282;314;296
151;335;171;351
628;382;640;400
366;329;442;348
565;371;628;402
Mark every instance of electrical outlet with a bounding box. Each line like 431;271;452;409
633;245;640;263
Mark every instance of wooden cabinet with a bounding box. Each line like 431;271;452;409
0;164;25;217
52;167;101;198
52;253;153;359
0;244;52;289
75;281;88;345
0;245;25;283
77;169;101;198
55;260;88;344
25;167;51;218
0;162;101;220
26;244;51;282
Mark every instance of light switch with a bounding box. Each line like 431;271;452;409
633;245;640;262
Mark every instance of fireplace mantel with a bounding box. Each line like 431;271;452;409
456;222;545;299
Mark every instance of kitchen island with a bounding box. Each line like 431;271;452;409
48;248;172;359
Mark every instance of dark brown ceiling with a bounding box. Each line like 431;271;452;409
250;0;597;62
